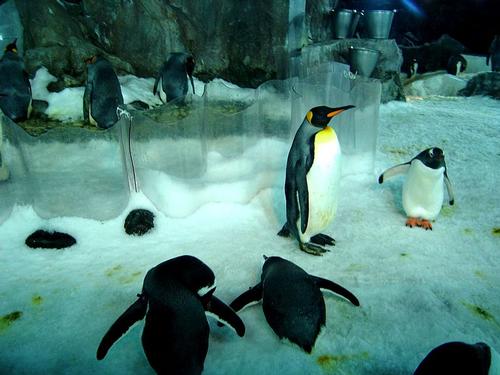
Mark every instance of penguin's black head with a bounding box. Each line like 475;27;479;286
415;147;446;169
5;39;18;54
172;255;216;300
306;105;355;128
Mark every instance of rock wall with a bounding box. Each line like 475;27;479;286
14;0;292;88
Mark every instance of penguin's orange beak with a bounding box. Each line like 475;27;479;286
327;105;355;118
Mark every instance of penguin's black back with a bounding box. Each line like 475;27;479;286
142;285;209;375
261;258;325;353
0;52;31;121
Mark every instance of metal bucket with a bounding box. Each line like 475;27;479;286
349;47;380;77
364;10;395;39
332;9;356;39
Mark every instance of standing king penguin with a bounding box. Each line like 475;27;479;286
226;256;359;353
0;39;32;122
96;255;245;375
83;55;124;129
378;147;454;230
278;105;355;255
153;52;195;103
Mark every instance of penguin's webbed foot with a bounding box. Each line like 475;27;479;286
310;233;335;246
405;217;419;228
300;242;329;256
277;225;290;237
419;219;433;230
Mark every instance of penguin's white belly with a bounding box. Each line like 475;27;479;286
299;129;341;242
158;77;167;103
403;160;444;220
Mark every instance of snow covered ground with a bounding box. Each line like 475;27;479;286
0;70;499;374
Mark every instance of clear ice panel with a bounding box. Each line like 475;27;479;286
1;114;130;220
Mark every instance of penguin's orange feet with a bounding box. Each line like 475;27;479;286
405;217;419;228
419;219;433;230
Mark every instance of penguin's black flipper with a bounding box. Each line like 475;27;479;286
378;162;410;184
96;294;148;360
312;276;360;306
296;160;309;234
229;283;263;312
153;73;160;97
206;295;245;337
444;171;455;205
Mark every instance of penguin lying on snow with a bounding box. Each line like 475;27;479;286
97;255;245;375
83;55;124;129
153;52;196;103
413;341;500;375
0;39;32;122
226;256;359;353
378;147;454;230
278;105;355;255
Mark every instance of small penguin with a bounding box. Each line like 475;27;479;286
378;147;454;230
446;54;467;76
487;35;500;72
97;255;245;375
226;256;359;353
0;39;32;122
413;341;500;375
83;55;124;129
153;52;195;103
278;105;355;255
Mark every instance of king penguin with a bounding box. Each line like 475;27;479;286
378;147;455;230
413;341;500;375
96;255;245;375
153;52;195;103
83;55;124;129
0;39;32;122
278;105;355;255
226;256;359;353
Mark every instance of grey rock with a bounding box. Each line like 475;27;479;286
458;72;500;99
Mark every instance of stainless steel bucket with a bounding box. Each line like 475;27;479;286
349;47;380;77
364;10;395;39
332;9;355;39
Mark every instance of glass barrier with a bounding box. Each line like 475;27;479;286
0;112;130;221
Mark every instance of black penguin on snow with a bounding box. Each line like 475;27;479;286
226;256;359;353
83;55;124;129
96;255;245;375
278;105;355;255
153;52;195;103
0;39;32;122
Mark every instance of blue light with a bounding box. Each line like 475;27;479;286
401;0;425;17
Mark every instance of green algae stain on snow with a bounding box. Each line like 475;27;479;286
0;311;23;333
316;352;369;373
31;295;43;306
492;227;500;236
463;302;500;329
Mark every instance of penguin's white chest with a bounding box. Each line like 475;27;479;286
403;160;444;220
299;127;341;242
158;77;167;103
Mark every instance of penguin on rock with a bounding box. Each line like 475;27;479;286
0;39;32;122
278;105;355;255
153;52;195;103
378;147;455;230
96;255;245;375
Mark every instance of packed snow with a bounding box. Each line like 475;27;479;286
0;69;499;375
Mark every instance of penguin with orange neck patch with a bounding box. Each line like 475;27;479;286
278;105;355;255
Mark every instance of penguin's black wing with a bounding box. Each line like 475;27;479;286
378;162;410;184
312;276;360;306
83;79;92;122
296;156;311;234
153;72;160;96
206;295;245;337
229;283;263;312
444;170;455;205
96;294;148;360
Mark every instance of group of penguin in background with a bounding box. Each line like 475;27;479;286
1;39;499;374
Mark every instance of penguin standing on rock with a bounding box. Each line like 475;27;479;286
378;147;454;230
278;105;355;255
0;39;32;122
153;52;195;103
83;55;124;129
413;341;500;375
96;255;245;375
226;256;359;353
